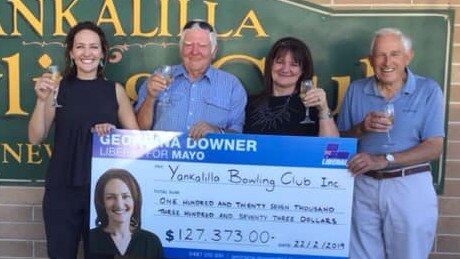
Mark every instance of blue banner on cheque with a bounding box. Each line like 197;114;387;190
90;129;357;259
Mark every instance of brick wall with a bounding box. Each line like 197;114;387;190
0;187;46;258
1;0;459;258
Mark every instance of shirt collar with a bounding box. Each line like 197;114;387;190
177;64;213;83
363;67;415;97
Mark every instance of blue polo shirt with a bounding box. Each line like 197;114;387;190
337;68;445;154
135;65;247;132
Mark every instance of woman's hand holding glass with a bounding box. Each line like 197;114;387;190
302;88;328;109
299;80;315;124
299;81;329;123
33;71;61;106
48;65;62;107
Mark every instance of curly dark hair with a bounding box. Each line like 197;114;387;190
63;21;109;79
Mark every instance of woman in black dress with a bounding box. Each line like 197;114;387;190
244;37;339;137
28;21;139;258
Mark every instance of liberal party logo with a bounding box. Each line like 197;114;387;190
321;143;349;166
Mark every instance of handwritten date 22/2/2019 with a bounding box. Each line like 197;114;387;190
291;240;346;250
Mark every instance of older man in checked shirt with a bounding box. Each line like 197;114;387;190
135;20;247;139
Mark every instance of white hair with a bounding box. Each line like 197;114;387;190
179;23;217;52
370;27;412;53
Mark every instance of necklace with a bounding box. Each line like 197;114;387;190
248;94;295;132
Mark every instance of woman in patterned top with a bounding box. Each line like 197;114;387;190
244;37;338;137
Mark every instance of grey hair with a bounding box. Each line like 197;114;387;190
370;27;412;53
179;23;218;52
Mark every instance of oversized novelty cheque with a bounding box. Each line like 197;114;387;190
90;129;356;259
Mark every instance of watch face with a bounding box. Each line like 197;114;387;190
386;153;395;162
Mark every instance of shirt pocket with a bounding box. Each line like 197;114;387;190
203;97;232;126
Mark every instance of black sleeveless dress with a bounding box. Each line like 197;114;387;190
46;77;119;187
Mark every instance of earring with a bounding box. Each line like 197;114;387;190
130;217;139;228
99;58;105;67
70;58;74;67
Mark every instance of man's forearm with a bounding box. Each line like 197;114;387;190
391;137;444;168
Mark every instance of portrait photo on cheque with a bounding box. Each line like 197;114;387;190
89;168;164;258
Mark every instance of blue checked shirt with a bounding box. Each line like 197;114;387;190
135;65;247;132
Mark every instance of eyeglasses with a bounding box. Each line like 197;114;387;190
182;19;214;32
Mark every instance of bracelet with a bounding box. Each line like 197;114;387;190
318;110;333;120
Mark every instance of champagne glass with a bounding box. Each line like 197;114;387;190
299;80;315;124
158;65;173;106
382;102;395;147
49;65;62;108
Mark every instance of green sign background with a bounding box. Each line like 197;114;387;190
0;0;453;192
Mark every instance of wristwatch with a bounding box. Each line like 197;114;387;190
385;153;395;166
318;109;333;120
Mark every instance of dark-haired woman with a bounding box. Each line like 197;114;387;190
28;21;138;258
244;37;338;136
90;168;163;258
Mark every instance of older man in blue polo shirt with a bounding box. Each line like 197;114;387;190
338;28;444;259
135;20;247;139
